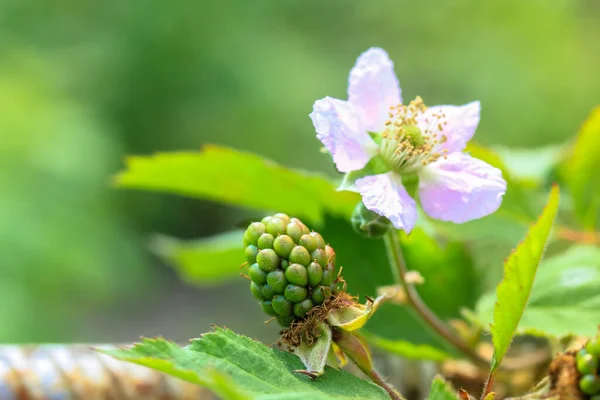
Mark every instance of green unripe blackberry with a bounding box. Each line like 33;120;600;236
245;245;258;264
311;248;328;268
289;246;311;266
273;235;295;258
257;233;274;249
261;284;275;300
244;222;266;246
267;270;287;293
257;249;280;272
249;263;267;285
307;262;323;287
260;301;278;316
246;215;338;325
272;295;294;316
579;374;600;395
285;263;308;286
577;351;598;375
587;338;600;357
299;234;319;253
285;284;308;303
250;282;264;300
294;299;314;318
266;217;287;236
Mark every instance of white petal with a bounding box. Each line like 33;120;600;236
310;97;377;173
355;172;417;232
418;101;480;153
348;48;402;133
418;153;506;223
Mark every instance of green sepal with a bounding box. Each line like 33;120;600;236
338;155;390;192
332;330;373;375
293;322;333;377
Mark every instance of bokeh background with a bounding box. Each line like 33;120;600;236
1;0;599;343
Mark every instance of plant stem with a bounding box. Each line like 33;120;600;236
383;230;489;368
367;368;407;400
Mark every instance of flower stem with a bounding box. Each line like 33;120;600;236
382;230;489;368
367;368;407;400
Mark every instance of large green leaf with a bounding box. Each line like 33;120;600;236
101;327;388;400
477;245;600;338
562;107;600;229
361;332;453;362
427;376;460;400
114;145;359;225
150;230;246;285
488;186;560;371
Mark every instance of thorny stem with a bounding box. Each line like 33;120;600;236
367;368;407;400
383;230;489;368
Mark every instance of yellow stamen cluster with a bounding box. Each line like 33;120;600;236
380;96;449;173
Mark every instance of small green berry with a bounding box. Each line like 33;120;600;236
579;374;600;395
257;249;280;272
286;222;304;242
311;248;328;268
273;235;295;258
311;285;331;304
260;301;278;316
284;284;308;303
293;299;314;318
586;338;600;357
261;284;275;300
325;245;336;264
272;295;294;316
257;233;274;249
245;245;258;264
249;263;267;285
250;282;264;300
267;270;287;293
307;262;323;287
277;315;295;327
577;352;599;375
289;245;311;266
285;263;308;286
321;268;334;286
309;232;325;249
244;222;266;245
299;234;318;253
266;217;287;236
281;260;289;270
290;218;310;235
261;216;272;225
273;213;290;224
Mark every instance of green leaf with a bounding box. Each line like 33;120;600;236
427;376;460;400
562;107;600;229
150;231;245;285
489;185;560;371
361;332;453;362
476;245;600;338
114;145;360;225
101;327;389;400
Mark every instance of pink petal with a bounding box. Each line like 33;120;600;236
355;172;417;232
348;48;402;133
418;101;480;153
310;97;377;173
418;153;506;223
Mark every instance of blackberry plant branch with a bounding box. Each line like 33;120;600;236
382;230;489;368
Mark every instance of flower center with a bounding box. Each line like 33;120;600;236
379;96;448;173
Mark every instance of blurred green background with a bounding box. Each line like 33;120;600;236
0;0;598;342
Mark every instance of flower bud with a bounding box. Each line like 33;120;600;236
350;202;392;238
